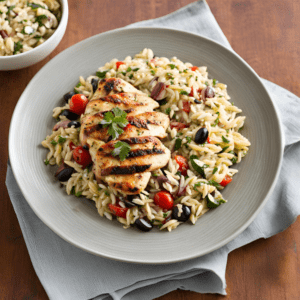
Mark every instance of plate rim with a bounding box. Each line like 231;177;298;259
9;26;284;264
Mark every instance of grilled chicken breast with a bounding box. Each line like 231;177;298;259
80;111;169;145
92;78;145;100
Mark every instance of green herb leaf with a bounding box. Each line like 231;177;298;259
207;180;222;189
212;167;218;174
205;81;209;86
58;136;67;143
50;140;58;146
190;155;206;178
174;138;182;151
105;190;110;196
75;191;82;197
126;67;132;72
112;141;131;161
183;69;188;73
222;135;230;143
168;64;176;69
180;90;189;96
96;70;108;78
194;182;202;191
75;82;82;88
128;74;133;79
213;79;217;86
170;80;174;85
163;213;168;217
7;5;15;14
34;35;42;40
44;159;50;165
35;14;47;26
150;70;155;75
195;76;198;81
13;41;23;54
132;67;139;71
28;2;45;9
221;146;229;153
165;108;171;114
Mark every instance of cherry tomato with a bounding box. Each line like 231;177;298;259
182;101;191;113
154;191;174;210
207;137;210;144
170;122;188;130
73;146;92;168
116;61;125;70
69;141;77;150
69;94;88;115
189;86;194;97
220;175;232;187
190;66;198;71
108;203;128;218
174;155;189;176
124;123;132;131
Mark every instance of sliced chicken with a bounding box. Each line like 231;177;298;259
92;78;146;100
85;92;159;116
80;111;169;145
93;136;170;177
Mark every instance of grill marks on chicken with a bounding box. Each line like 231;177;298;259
81;78;170;195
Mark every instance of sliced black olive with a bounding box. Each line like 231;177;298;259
82;145;89;150
122;195;137;208
67;121;81;128
195;127;209;144
55;167;74;182
135;218;153;232
194;99;201;104
63;91;75;103
91;78;99;93
172;205;191;222
60;109;79;121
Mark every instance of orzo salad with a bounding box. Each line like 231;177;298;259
42;48;251;232
0;0;61;56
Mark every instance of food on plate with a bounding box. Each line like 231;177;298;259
42;48;251;231
0;0;61;56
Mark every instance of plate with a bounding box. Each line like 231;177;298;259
9;27;283;264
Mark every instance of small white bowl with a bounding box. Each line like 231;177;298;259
0;0;68;71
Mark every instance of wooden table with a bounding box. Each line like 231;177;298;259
1;0;300;299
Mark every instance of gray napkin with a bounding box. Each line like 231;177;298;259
6;1;300;299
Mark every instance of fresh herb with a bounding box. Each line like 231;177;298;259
7;5;15;14
159;99;167;106
34;35;42;40
180;90;189;96
24;19;27;22
211;116;219;127
105;190;110;196
126;67;132;72
213;79;217;86
121;71;126;76
194;182;202;191
75;191;82;197
21;27;26;34
195;76;198;81
35;14;47;26
170;81;174;85
28;2;45;9
228;151;237;164
239;126;244;131
58;136;67;143
44;159;50;165
168;64;176;69
163;213;168;218
0;10;3;14
96;70;108;78
152;173;159;177
98;187;102;191
112;141;131;161
221;146;229;152
207;180;222;189
75;82;82;88
132;67;139;71
174;138;182;151
100;107;128;140
175;171;181;176
150;70;155;75
50;140;58;146
165;108;171;114
70;186;76;194
190;155;206;178
183;69;188;73
205;81;209;86
189;75;193;78
166;73;174;79
222;136;230;143
13;41;23;54
212;167;218;174
128;74;133;79
185;136;191;144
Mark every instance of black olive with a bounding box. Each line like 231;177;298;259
135;218;153;232
82;145;89;150
67;121;81;128
194;127;209;144
172;205;191;222
204;87;215;98
63;91;75;103
91;78;99;93
55;167;74;182
60;110;79;120
122;195;137;208
194;99;201;104
161;169;167;176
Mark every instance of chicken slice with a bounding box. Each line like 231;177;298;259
93;136;170;177
80;111;170;145
92;78;146;100
85;93;159;116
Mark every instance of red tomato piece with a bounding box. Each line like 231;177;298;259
170;122;188;130
69;141;76;150
182;101;191;113
69;94;88;115
190;66;198;71
174;155;189;176
220;175;232;187
189;86;194;97
154;191;174;210
116;61;125;70
108;203;128;218
124;123;132;131
73;146;92;168
207;137;210;144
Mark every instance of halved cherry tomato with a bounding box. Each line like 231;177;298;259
116;61;125;70
69;141;77;150
69;94;88;115
207;137;210;144
108;203;128;218
73;146;92;168
175;155;189;176
170;122;188;130
189;86;194;97
182;101;191;113
124;123;132;131
154;191;174;210
220;175;232;187
190;66;198;71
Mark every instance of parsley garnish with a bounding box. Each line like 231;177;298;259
132;67;139;71
207;180;222;189
183;69;188;73
35;14;47;26
195;76;198;81
7;5;15;14
205;81;209;86
50;140;58;146
128;74;133;79
213;79;217;86
75;191;82;197
13;41;23;54
165;108;171;114
96;70;108;78
180;91;189;96
34;35;42;40
174;138;182;151
163;213;168;217
44;159;50;165
100;107;128;140
112;141;131;161
28;2;45;9
126;67;132;72
150;70;155;75
168;64;176;69
105;191;110;196
222;136;230;143
58;136;67;143
212;167;218;174
194;182;202;191
170;80;174;85
221;146;229;152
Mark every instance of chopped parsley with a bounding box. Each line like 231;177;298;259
13;41;23;54
166;73;174;79
50;140;58;146
213;79;217;86
165;108;171;114
121;71;126;76
207;180;222;189
58;136;67;143
35;14;47;26
211;116;219;127
100;107;128;140
105;191;110;196
168;64;176;69
222;136;230;143
34;35;42;40
180;90;189;96
150;70;155;75
7;5;15;14
96;70;108;78
170;81;174;85
183;69;188;73
194;182;202;191
128;74;133;79
174;138;182;151
126;67;132;72
75;191;82;197
163;213;168;218
28;2;45;9
221;146;229;152
212;167;218;174
112;141;131;161
75;82;82;88
132;67;139;71
44;159;50;165
190;155;206;178
195;76;198;81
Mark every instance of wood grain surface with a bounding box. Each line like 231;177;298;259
1;0;300;299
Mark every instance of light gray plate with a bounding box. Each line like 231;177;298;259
9;28;283;264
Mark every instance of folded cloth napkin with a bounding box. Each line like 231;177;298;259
6;1;300;299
